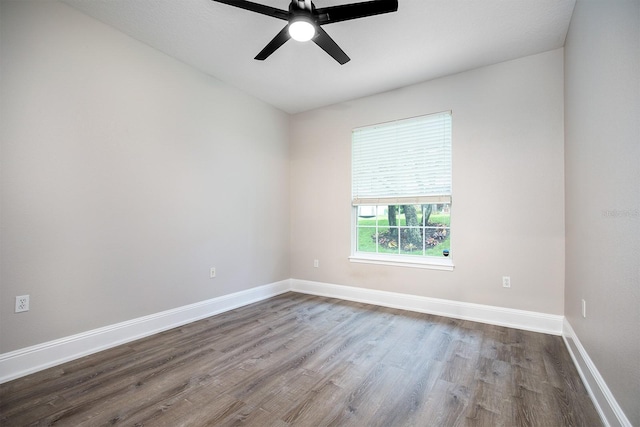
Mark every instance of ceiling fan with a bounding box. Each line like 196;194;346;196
212;0;399;64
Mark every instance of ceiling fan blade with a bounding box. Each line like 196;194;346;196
212;0;289;20
313;26;350;64
316;0;398;25
255;25;291;60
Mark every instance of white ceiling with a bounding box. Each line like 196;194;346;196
62;0;576;114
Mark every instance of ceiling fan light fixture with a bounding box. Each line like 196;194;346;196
288;18;315;42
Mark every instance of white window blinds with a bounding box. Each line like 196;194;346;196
352;111;452;206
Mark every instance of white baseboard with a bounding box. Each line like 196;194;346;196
3;277;627;425
290;279;564;335
0;280;290;384
0;277;571;386
562;319;632;427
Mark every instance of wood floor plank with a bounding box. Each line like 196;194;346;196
413;379;471;427
372;359;444;426
281;379;347;425
465;381;512;426
219;404;290;427
0;292;603;426
252;368;319;415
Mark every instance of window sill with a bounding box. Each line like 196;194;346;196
349;254;454;271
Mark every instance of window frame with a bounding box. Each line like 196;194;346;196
349;205;454;271
349;111;454;271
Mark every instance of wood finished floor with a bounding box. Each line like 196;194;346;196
0;292;601;426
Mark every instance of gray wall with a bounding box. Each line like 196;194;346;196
0;0;290;353
564;0;640;424
290;49;566;315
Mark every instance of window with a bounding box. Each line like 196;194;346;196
350;111;453;270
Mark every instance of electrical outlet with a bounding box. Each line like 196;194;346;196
210;267;216;278
582;299;587;318
314;259;319;268
15;295;29;313
502;276;511;288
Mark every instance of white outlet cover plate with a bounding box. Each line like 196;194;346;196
15;295;29;313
